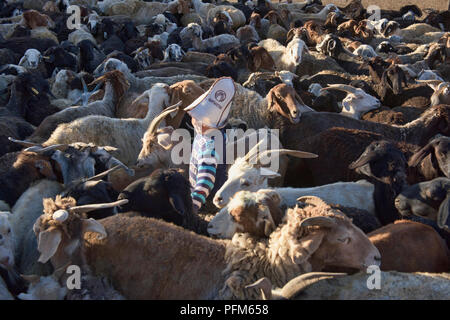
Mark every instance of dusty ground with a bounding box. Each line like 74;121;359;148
321;0;448;11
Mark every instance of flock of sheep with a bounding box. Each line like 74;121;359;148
0;0;449;300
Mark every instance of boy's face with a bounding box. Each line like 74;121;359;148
192;117;214;134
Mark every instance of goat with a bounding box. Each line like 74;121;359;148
419;80;450;106
321;84;381;120
229;82;315;129
29;70;128;143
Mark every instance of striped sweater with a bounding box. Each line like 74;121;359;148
189;128;227;210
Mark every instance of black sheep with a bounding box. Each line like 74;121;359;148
5;73;59;127
43;46;78;75
78;40;106;74
117;168;194;229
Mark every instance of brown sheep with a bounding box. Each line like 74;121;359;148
73;196;380;299
368;220;449;272
21;10;54;29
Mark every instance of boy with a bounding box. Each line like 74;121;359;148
184;77;236;212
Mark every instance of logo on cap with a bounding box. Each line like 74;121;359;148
215;90;226;102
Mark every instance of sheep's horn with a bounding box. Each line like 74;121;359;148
107;157;135;176
69;199;129;214
148;101;182;135
245;277;273;300
24;144;68;153
321;84;358;94
8;137;41;148
416;80;446;91
277;272;347;299
131;90;150;105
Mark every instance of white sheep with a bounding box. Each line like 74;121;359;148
0;211;14;270
10;179;63;275
354;44;378;59
42;84;176;165
181;23;240;52
18;49;42;69
258;37;308;73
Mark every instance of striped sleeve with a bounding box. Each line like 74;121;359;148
191;142;219;210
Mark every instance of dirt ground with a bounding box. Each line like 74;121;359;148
321;0;448;11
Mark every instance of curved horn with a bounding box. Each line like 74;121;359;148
147;101;182;135
245;277;274;300
279;272;347;299
8;137;41;148
84;165;123;182
69;199;129;214
321;84;358;94
300;216;336;228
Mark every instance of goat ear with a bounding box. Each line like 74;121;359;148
82;218;107;239
157;131;174;150
290;232;325;265
267;90;276;112
437;195;449;230
259;167;281;178
37;229;62;263
168;193;186;216
408;143;434;167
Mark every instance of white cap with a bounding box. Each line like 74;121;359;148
184;77;235;128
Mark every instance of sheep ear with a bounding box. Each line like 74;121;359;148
35;160;56;179
291;232;325;265
168;193;186;216
82;218;107;240
37;229;62;264
258;207;276;236
437;195;449;230
259;167;281;178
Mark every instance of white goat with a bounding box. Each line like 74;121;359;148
212;151;375;213
321;84;381;119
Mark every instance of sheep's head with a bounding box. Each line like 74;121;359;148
263;11;282;25
321;84;380;119
164;44;186;62
349;140;407;187
287;38;309;66
409;135;450;179
208;189;283;238
376;41;396;54
10;139;124;187
184;23;203;38
275;71;298;87
94;58;131;78
136;101;183;168
90;70;130;99
277;197;381;271
395;178;450;231
19;49;42;69
419;80;450;107
0;212;14;270
33;195;127;269
213;144;317;208
249;13;261;29
267;84;312;123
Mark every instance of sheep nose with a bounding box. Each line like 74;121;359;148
216;196;223;203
